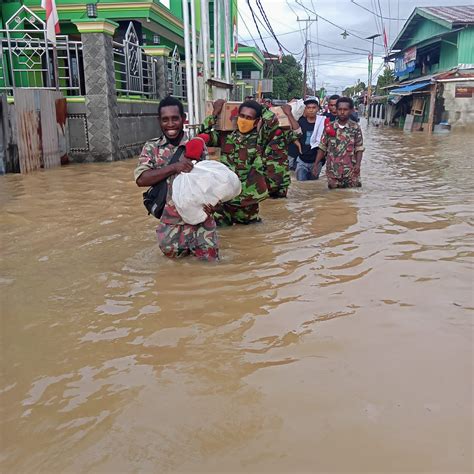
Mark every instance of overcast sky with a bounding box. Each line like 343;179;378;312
238;0;473;93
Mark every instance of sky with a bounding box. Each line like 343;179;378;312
237;0;473;93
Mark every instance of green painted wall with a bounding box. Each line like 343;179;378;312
404;18;450;49
458;27;474;64
439;38;459;71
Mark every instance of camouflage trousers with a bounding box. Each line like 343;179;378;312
326;158;361;189
265;162;290;199
213;202;261;226
156;220;219;261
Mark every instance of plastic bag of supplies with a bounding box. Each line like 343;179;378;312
172;160;242;225
290;99;305;121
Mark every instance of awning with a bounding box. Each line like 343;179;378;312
390;81;431;95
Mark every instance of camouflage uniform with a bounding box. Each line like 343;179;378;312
318;119;364;188
264;128;301;198
134;135;219;261
199;107;278;225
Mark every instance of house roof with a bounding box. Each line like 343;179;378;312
421;6;474;26
391;6;474;51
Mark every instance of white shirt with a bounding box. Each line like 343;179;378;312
310;115;326;149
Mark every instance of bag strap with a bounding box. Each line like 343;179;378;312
169;145;185;166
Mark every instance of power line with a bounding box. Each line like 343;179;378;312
350;0;407;20
295;0;384;46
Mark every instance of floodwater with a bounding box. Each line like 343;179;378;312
0;124;473;473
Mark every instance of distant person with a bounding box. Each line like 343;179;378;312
199;99;278;225
134;96;219;261
314;97;364;189
324;94;359;122
263;104;302;198
295;97;324;181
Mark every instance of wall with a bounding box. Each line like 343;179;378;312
458;27;474;65
404;19;449;49
68;100;160;162
441;80;474;129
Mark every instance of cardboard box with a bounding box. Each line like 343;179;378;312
207;147;221;161
271;106;291;128
205;101;240;131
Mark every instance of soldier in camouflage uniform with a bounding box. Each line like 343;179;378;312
134;96;219;261
263;103;302;198
198;99;278;226
314;97;364;189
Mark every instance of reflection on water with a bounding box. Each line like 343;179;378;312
1;125;473;473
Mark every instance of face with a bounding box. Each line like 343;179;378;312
159;105;184;140
305;103;318;118
336;101;352;122
328;99;338;114
239;106;258;122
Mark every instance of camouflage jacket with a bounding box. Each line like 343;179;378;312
318;119;364;165
134;134;210;226
198;107;278;207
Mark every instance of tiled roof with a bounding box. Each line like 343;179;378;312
421;6;474;25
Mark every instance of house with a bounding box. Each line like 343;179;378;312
383;5;474;131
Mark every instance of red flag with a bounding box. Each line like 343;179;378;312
383;27;388;51
233;18;238;55
41;0;60;44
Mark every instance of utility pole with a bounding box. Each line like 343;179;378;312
366;33;381;125
297;17;316;98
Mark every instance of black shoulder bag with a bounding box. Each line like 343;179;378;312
142;146;185;219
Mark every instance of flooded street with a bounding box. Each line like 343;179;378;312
1;125;473;473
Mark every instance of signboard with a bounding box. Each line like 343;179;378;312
455;86;473;98
394;46;418;77
404;46;417;62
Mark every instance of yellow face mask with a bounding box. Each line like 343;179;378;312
237;117;256;134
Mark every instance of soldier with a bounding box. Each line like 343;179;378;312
134;96;219;261
314;97;364;189
199;99;278;226
263;103;302;198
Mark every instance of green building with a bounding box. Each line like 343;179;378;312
0;0;266;97
384;5;474;130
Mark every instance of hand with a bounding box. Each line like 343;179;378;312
203;203;216;216
213;99;226;116
173;159;193;174
281;103;292;116
295;141;302;154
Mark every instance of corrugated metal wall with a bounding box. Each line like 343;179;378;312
458;27;474;65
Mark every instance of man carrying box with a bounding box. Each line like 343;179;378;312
199;99;278;226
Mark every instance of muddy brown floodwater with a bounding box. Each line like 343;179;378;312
1;125;473;473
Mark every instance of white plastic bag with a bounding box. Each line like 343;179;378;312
291;99;305;121
172;160;242;225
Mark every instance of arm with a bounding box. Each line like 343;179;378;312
312;130;328;175
136;160;192;187
259;106;279;145
197;99;225;147
134;142;193;187
313;148;326;175
354;125;365;171
281;103;300;131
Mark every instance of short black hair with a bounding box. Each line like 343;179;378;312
158;96;185;117
328;94;340;102
239;100;262;118
336;96;354;109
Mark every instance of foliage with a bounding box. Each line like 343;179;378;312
343;80;366;97
376;67;396;95
265;55;303;100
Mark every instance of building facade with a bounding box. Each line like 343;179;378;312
380;6;474;131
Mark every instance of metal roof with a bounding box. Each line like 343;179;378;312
390;81;432;95
420;6;474;26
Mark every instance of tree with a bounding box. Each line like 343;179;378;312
265;55;303;100
343;80;366;97
376;67;396;95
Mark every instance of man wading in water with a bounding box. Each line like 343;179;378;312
134;97;219;261
199;99;278;226
314;97;364;189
